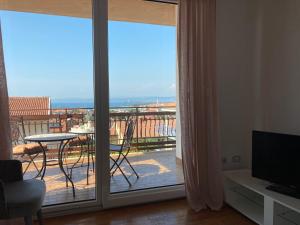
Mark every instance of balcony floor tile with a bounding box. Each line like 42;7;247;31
23;150;184;206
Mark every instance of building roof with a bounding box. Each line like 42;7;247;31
9;97;51;117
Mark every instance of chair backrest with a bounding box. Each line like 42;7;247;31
48;114;63;133
65;114;84;132
10;117;26;145
121;118;135;149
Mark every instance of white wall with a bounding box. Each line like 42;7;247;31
217;0;260;169
226;0;300;169
217;0;300;169
214;0;300;171
259;0;300;135
176;0;262;169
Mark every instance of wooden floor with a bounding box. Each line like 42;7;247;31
1;199;256;225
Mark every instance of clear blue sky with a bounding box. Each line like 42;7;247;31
0;11;176;100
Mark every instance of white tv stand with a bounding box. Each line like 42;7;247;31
224;170;300;225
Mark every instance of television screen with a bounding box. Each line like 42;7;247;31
252;130;300;190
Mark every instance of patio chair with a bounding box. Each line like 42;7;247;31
110;118;139;185
0;160;46;225
66;114;84;131
10;118;47;176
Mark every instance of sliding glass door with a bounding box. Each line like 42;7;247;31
101;0;184;206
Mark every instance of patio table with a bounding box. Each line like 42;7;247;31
24;133;78;197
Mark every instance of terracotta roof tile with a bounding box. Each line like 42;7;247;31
9;97;50;116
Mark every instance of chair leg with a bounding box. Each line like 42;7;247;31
23;160;32;175
87;147;90;185
123;155;139;178
24;215;33;225
110;152;122;176
111;152;139;178
30;154;40;173
22;153;38;175
110;156;131;186
91;152;95;173
37;209;44;225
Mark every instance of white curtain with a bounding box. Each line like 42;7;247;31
0;22;12;160
178;0;224;211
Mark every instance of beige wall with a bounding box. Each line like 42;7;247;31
216;0;300;170
217;0;260;170
259;0;300;136
176;0;261;169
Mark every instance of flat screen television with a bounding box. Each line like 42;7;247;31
252;130;300;198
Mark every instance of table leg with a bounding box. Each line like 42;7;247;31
36;142;47;180
76;135;89;184
91;134;95;173
69;144;85;180
58;140;76;197
87;139;90;185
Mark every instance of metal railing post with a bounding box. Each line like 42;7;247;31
136;107;139;149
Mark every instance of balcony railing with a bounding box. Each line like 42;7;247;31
10;106;176;151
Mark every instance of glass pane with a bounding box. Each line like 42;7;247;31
1;1;96;206
107;0;184;193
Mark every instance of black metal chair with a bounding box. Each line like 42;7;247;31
110;118;139;185
0;160;45;225
10;118;46;177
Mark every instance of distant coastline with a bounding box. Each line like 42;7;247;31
51;97;176;109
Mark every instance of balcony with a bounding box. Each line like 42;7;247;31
10;107;184;206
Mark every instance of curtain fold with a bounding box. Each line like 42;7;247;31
0;22;12;160
177;0;223;211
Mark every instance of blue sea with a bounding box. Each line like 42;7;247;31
51;97;176;109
